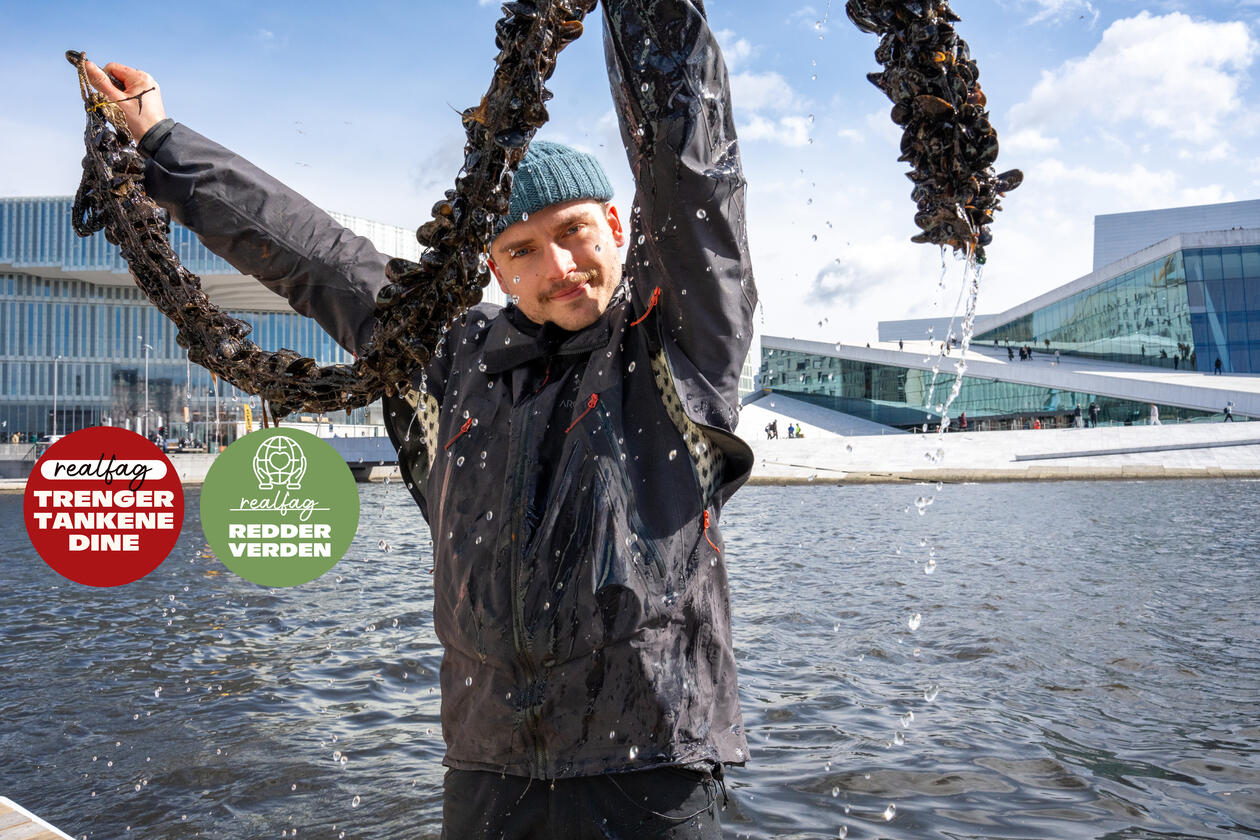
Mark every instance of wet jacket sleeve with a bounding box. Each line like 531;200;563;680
603;0;757;431
142;123;389;356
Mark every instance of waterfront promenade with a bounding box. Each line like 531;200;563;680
738;396;1260;483
3;415;1259;491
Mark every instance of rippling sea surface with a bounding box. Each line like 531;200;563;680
1;480;1257;839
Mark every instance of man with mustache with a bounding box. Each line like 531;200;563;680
87;1;756;835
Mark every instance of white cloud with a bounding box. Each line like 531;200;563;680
862;108;902;148
741;115;811;147
730;71;805;113
713;29;756;71
807;241;911;307
974;157;1238;311
250;28;286;49
1178;141;1232;162
1033;158;1235;208
1004;129;1060;154
1025;0;1099;26
836;128;865;143
787;6;834;34
1175;184;1236;207
1094;128;1134;157
1036;159;1164;196
1010;11;1257;145
717;34;814;147
785;233;957;341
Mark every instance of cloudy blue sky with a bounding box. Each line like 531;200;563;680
3;0;1257;343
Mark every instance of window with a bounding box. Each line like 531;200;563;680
1222;248;1243;281
1201;249;1223;282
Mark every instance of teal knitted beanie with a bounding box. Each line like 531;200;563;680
498;141;614;233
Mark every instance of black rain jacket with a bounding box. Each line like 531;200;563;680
142;0;756;780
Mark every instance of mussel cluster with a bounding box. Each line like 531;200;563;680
66;50;376;417
66;0;597;419
363;0;598;390
846;0;1022;260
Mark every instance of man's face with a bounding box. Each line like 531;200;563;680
488;199;626;331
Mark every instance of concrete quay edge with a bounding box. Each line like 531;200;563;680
8;467;1254;494
4;425;1258;493
745;467;1259;485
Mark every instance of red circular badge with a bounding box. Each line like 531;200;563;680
23;427;185;587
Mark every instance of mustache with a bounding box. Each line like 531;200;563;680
545;269;599;300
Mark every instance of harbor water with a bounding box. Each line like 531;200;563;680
0;480;1257;839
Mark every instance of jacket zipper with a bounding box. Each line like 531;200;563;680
506;396;548;777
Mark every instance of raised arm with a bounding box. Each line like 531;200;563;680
84;61;389;356
603;0;757;428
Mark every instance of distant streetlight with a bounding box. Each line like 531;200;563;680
52;355;63;437
184;351;192;442
139;336;153;438
212;374;221;452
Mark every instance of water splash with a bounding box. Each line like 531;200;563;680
924;246;984;436
879;246;984;826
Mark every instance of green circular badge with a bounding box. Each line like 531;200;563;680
200;429;359;586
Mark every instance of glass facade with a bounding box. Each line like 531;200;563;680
0;272;356;443
976;245;1260;374
759;349;1224;430
0;195;441;443
0;197;422;275
1184;246;1260;374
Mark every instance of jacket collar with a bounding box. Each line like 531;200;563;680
481;282;629;374
481;304;613;374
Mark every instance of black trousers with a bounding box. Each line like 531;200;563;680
441;765;724;839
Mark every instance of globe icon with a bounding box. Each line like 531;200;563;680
252;434;308;489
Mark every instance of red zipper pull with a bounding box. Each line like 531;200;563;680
630;286;662;327
565;393;600;434
444;416;473;450
703;510;720;553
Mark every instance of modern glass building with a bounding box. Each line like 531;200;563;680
760;200;1259;431
0;196;503;443
975;243;1260;374
759;343;1219;430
